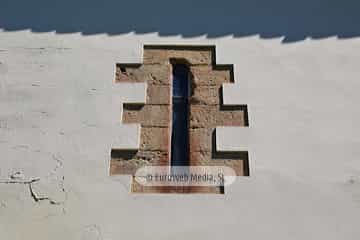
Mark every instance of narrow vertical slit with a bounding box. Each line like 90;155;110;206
171;64;190;167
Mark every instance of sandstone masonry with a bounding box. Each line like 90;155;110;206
110;46;249;194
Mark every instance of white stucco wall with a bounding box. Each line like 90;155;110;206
1;28;360;240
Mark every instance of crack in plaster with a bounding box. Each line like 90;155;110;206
0;153;67;206
0;176;67;205
28;180;63;205
0;177;64;204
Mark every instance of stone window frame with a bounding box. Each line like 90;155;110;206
110;45;249;194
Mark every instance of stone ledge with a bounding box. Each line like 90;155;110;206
115;64;170;85
143;46;214;65
122;104;170;127
189;105;246;128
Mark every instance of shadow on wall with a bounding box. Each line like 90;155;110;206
0;0;359;43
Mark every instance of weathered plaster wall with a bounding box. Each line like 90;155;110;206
1;29;360;239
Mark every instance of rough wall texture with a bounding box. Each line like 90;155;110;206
110;46;249;193
1;29;360;240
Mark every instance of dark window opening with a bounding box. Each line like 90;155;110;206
171;64;190;166
120;67;127;73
